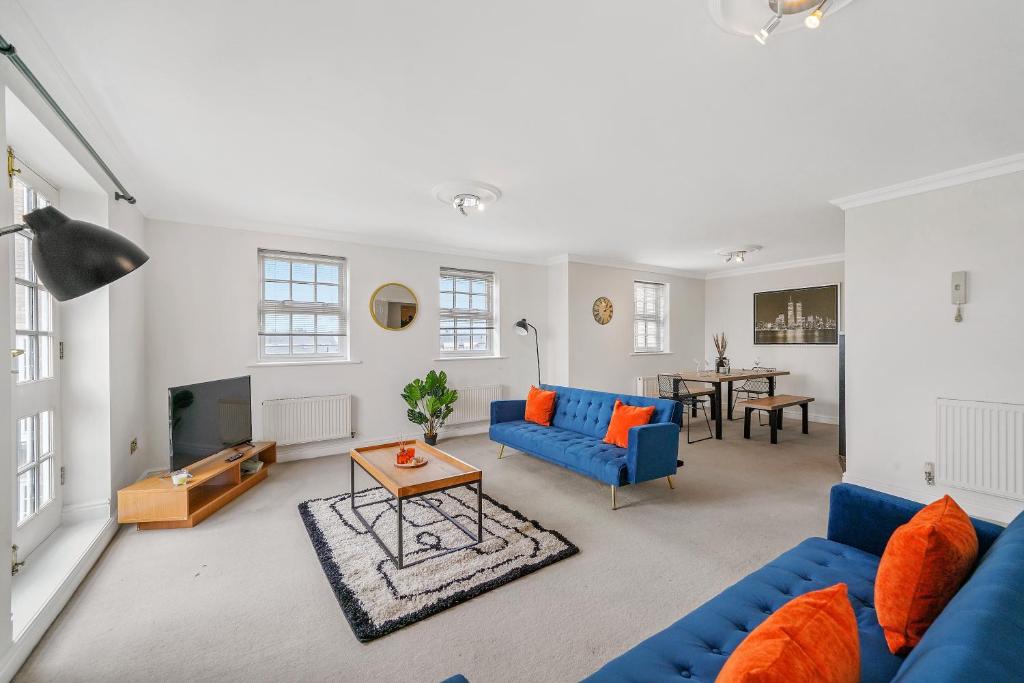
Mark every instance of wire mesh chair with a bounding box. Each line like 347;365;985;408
657;374;714;444
731;366;776;426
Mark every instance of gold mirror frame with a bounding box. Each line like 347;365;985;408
369;282;419;331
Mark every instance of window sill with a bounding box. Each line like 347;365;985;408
248;359;363;368
434;355;508;362
630;351;674;356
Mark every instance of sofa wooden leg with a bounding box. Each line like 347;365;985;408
666;475;675;490
497;444;505;459
611;486;617;510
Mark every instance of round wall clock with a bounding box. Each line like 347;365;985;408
592;297;613;325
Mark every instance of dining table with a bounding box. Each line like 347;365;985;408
674;369;791;440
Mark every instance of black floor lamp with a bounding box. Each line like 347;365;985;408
514;318;541;387
1;206;148;301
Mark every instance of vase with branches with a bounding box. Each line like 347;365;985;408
401;370;459;445
713;332;729;372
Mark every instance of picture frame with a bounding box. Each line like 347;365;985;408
753;284;840;345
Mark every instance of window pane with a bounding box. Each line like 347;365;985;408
316;315;340;334
317;263;339;284
316;284;338;304
263;313;290;334
293;336;315;355
470;295;487;311
39;335;52;379
440;276;453;292
292;283;315;303
292;262;315;282
39;458;54;507
472;334;488;350
15;334;36;383
264;281;289;301
40;411;52;456
37;289;53;332
15;283;33;330
471;279;487;294
440;335;455;351
292;314;315;334
455;278;471;293
14;233;32;280
18;470;36;524
17;415;35;468
264;259;290;280
316;336;340;354
264;336;290;355
456;335;471;350
455;293;470;309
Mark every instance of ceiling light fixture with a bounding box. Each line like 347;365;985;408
709;0;850;43
754;15;782;45
716;245;763;264
433;181;502;217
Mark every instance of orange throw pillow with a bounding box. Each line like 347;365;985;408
603;399;655;448
874;495;978;655
524;386;556;426
716;583;860;683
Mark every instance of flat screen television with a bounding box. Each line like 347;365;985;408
168;375;252;471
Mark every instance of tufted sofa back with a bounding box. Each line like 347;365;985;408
541;384;681;440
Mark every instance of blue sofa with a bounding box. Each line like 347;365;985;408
489;385;682;507
585;483;1023;682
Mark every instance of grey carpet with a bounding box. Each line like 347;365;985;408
16;418;841;682
299;485;577;641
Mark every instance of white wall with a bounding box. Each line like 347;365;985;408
565;262;705;394
142;220;549;466
545;261;570;386
845;171;1024;523
704;261;845;423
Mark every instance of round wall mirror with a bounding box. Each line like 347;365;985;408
370;283;418;330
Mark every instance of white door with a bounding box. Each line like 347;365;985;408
10;171;61;560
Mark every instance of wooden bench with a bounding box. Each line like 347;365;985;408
738;395;815;444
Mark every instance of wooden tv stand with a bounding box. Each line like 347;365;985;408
117;442;276;530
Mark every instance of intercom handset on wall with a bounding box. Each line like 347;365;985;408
951;271;967;322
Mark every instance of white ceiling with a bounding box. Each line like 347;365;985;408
9;0;1024;274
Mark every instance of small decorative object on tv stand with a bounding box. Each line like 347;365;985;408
116;442;276;530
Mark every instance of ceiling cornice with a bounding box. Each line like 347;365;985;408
830;153;1024;211
557;254;705;280
705;253;845;280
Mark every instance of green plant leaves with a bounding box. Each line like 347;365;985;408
400;370;459;436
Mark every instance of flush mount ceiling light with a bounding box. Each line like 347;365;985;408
708;0;854;44
432;181;501;217
715;245;762;264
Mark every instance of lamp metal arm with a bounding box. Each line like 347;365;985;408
0;224;27;238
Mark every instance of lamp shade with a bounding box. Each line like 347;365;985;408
514;318;530;336
23;206;149;301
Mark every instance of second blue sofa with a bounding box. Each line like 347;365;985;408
489;385;682;508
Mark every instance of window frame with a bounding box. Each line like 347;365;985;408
257;249;348;361
439;267;498;358
16;409;55;527
12;176;56;384
633;280;669;354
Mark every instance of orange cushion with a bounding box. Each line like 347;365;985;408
603;399;655;448
874;495;978;655
524;386;556;426
716;583;860;683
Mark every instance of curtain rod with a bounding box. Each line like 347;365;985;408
0;33;135;204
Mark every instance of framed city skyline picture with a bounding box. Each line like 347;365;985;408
753;284;839;345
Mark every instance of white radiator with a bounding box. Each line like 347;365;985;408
449;385;503;425
936;398;1024;501
262;394;352;445
636;376;660;398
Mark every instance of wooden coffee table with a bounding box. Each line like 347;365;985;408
349;440;482;569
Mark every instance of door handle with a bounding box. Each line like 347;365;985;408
10;348;23;374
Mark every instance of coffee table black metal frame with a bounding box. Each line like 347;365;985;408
350;457;483;569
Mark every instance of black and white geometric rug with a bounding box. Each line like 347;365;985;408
298;485;579;642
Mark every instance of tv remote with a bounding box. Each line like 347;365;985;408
226;452;246;462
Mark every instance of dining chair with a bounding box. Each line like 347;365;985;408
731;366;775;426
657;374;714;444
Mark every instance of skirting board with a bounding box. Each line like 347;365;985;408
275;422;491;463
841;474;1022;525
0;517;118;683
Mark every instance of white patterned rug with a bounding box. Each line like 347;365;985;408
298;485;579;642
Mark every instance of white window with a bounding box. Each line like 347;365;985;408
12;176;55;383
16;410;55;525
633;280;667;353
439;267;496;356
258;249;347;360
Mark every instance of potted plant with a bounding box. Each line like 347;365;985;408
401;370;458;445
713;332;729;372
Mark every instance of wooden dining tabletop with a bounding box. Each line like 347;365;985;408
674;369;791;440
